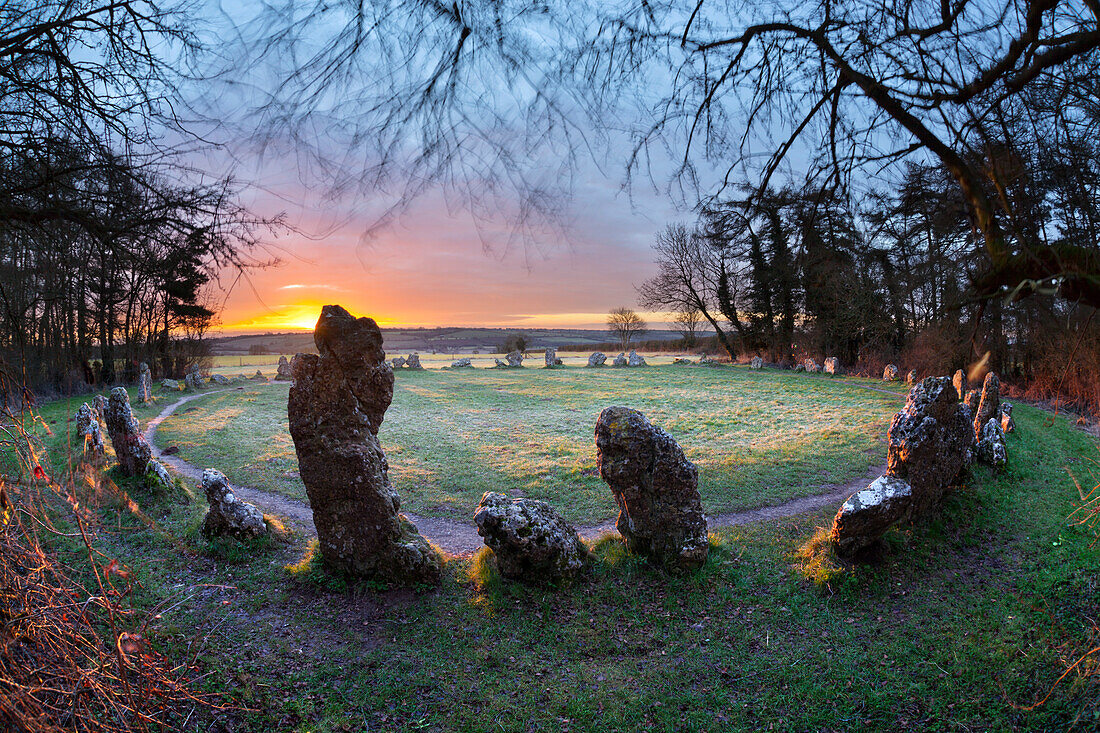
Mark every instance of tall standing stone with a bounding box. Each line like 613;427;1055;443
595;407;708;571
74;403;105;464
104;387;152;476
883;364;899;381
544;348;563;367
138;362;152;404
406;353;423;369
288;305;441;585
972;372;1000;439
824;357;842;376
750;356;764;369
952;370;967;401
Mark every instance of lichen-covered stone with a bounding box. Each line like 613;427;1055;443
1000;403;1016;434
451;357;473;368
977;418;1007;468
883;364;899;381
288;305;441;585
104;387;151;476
803;358;821;373
199;469;266;539
276;355;293;380
673;357;692;365
612;353;628;367
973;372;1000;439
184;365;205;390
963;388;981;415
211;373;231;385
74;402;105;464
628;350;647;367
698;354;715;365
794;362;806;372
544;348;563;367
406;353;423;369
587;352;607;367
392;356;407;369
160;378;181;391
831;475;913;555
494;358;508;368
506;350;524;367
250;369;268;382
906;369;918;386
92;394;108;420
144;460;172;492
750;356;764;369
138;362;152;404
473;492;589;582
824;357;842;376
953;370;967;401
595;407;708;571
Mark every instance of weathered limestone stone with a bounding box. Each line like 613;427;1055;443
612;352;628;367
587;352;607;367
673;357;692;365
973;372;1000;439
883;364;899;381
276;355;293;380
544;348;563;367
74;402;105;464
824;357;842;376
184;365;204;390
199;469;266;539
92;394;108;420
595;407;708;571
750;356;764;369
392;356;406;369
494;358;508;368
138;362;152;404
804;358;822;373
506;350;524;367
1000;403;1016;433
976;418;1007;468
698;354;716;365
160;378;181;391
144;460;172;492
211;373;231;385
794;362;806;372
953;370;967;401
473;492;589;583
104;387;152;477
250;369;268;382
628;350;647;367
963;388;981;415
906;369;918;386
288;305;442;585
406;353;423;369
451;357;473;368
831;475;913;556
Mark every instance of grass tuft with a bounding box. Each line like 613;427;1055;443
794;526;854;590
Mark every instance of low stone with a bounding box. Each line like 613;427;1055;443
92;394;108;420
451;357;473;368
276;355;293;380
494;358;508;368
963;388;981;414
612;352;628;367
804;358;822;373
906;369;918;386
698;354;715;365
973;372;1000;439
104;387;152;477
406;353;423;369
750;356;764;369
830;475;913;555
392;356;407;369
138;362;153;404
794;363;806;372
673;357;692;365
506;350;524;367
74;403;105;464
184;365;205;390
587;352;607;367
953;370;967;400
160;378;180;391
977;418;1007;468
1000;403;1016;433
824;357;842;376
628;350;647;367
883;364;899;381
200;469;266;539
250;369;268;382
144;460;173;492
211;374;231;385
595;407;708;571
473;492;589;583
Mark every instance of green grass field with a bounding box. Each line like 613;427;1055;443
152;366;903;522
6;369;1098;731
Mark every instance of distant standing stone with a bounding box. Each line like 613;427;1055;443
612;352;628;367
824;357;842;376
474;492;589;583
794;362;806;372
544;348;563;367
276;355;293;380
104;387;152;477
506;350;524;367
392;356;407;369
452;357;473;368
883;364;899;381
587;352;607;367
406;353;423;369
250;369;268;382
976;418;1007;468
906;369;918;386
211;373;231;385
93;394;108;420
138;362;152;404
628;350;647;367
804;358;822;373
1000;403;1016;433
595;406;708;571
494;358;508;368
952;369;967;400
750;356;764;369
74;402;105;464
200;469;266;539
972;372;1000;439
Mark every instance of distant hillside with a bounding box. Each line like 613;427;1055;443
209;327;689;355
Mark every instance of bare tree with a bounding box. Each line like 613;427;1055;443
671;309;703;347
607;308;647;351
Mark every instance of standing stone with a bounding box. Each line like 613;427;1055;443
406;353;423;369
906;369;918;386
963;388;981;415
544;348;563;367
804;358;822;373
250;369;268;382
200;469;266;539
794;362;806;372
392;356;407;369
138;362;153;404
628;350;647;367
824;357;842;376
973;372;1000;439
883;364;899;381
144;460;173;492
506;350;524;367
160;378;180;391
74;402;105;464
104;387;152;477
595;407;708;571
288;305;441;585
184;365;205;390
451;357;473;368
587;352;607;367
473;492;589;583
750;356;764;369
976;418;1007;468
494;358;508;368
1000;403;1016;433
952;370;967;401
211;373;231;385
612;352;628;367
92;394;108;420
276;355;293;380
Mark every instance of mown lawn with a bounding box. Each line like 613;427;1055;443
6;374;1098;731
152;365;904;522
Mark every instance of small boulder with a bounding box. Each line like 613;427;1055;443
184;365;205;390
824;357;842;376
973;372;1000;439
906;369;918;386
831;475;913;556
103;387;152;477
612;352;628;367
138;362;153;404
473;492;589;583
200;469;266;539
587;352;607;367
276;355;293;380
74;402;105;464
451;357;473;368
750;356;764;369
506;350;524;367
392;356;407;369
952;370;967;401
698;354;716;365
494;358;508;368
595;407;708;571
144;460;173;492
883;364;899;381
1000;403;1016;433
976;418;1007;468
160;378;181;391
406;353;423;369
211;373;231;385
250;369;268;382
804;358;822;374
628;350;647;367
673;357;692;365
794;363;806;372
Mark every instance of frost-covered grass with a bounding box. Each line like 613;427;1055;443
152;365;903;522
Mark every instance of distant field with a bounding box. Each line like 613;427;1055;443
152;365;903;523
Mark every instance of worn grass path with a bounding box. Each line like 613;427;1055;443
145;381;898;556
